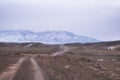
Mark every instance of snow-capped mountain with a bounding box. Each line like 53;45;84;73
0;30;99;44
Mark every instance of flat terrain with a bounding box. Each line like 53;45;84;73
0;41;120;80
0;56;20;75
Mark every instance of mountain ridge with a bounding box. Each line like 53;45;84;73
0;30;99;44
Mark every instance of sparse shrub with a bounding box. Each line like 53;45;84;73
115;57;120;61
14;53;21;56
65;51;74;55
79;57;92;62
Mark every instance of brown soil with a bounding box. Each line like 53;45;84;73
0;41;120;80
35;54;120;80
0;56;20;75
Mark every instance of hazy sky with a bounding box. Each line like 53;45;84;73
0;0;120;41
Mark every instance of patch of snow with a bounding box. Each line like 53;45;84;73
0;30;99;44
24;44;33;47
108;46;114;50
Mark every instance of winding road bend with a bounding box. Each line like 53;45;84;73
50;44;69;57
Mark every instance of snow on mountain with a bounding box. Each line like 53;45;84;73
0;30;99;44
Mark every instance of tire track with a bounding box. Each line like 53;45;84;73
0;57;25;80
12;57;34;80
31;57;45;80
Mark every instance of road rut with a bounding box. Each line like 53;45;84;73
31;57;45;80
0;57;25;80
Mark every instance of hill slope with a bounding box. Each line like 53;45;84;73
0;30;99;44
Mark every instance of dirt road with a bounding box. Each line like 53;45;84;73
0;57;46;80
50;44;69;57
